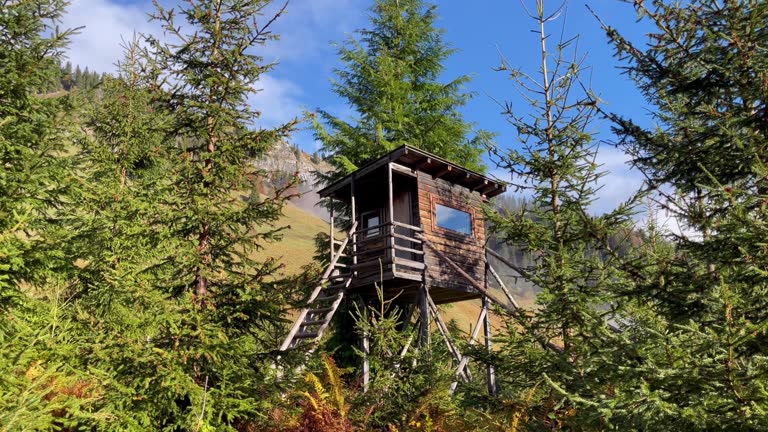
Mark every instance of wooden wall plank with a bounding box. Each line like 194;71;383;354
415;170;489;300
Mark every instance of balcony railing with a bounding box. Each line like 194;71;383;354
349;220;425;282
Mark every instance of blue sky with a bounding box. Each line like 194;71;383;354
61;0;658;216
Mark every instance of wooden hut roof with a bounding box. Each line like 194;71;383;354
318;145;507;199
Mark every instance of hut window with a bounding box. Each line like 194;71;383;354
435;204;472;236
362;210;382;238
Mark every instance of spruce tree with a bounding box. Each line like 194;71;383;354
0;0;94;427
310;0;488;385
482;1;640;428
62;60;73;90
589;1;768;428
114;0;297;427
0;0;77;310
60;42;183;428
312;0;489;179
73;64;82;86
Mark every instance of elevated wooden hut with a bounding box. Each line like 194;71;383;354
318;145;506;304
278;145;514;394
280;145;507;356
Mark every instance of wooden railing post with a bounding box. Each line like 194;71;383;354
387;162;395;273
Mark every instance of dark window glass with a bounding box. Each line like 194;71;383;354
435;204;472;236
362;211;381;238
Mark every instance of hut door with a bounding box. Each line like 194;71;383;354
392;181;417;261
393;189;412;226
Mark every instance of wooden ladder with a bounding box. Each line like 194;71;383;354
279;221;358;351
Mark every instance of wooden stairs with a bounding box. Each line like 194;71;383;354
279;222;358;351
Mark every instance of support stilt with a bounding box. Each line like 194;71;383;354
427;294;471;382
487;260;520;310
329;197;334;261
351;179;357;275
483;295;497;396
362;329;370;393
396;305;417;363
449;300;488;393
418;284;430;348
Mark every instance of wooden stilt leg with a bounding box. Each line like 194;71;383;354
483;295;497;396
449;303;487;394
418;284;430;348
362;329;370;393
427;294;471;382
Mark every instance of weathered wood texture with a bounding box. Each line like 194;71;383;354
319;145;506;199
343;164;490;305
417;171;486;301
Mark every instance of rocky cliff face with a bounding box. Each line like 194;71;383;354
254;141;332;220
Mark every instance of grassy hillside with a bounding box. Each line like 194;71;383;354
440;286;535;338
253;199;328;276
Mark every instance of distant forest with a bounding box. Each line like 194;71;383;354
36;60;104;93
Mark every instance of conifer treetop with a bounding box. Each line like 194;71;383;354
312;0;490;181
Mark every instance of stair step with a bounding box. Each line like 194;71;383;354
301;319;328;327
278;224;358;353
294;331;319;339
329;279;351;286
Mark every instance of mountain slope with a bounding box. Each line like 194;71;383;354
253;199;328;276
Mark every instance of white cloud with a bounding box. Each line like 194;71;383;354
592;148;700;238
60;0;364;143
61;0;156;74
487;145;645;215
262;0;366;63
248;74;304;128
591;145;644;214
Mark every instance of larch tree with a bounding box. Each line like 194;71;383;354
145;0;295;305
312;0;489;180
482;1;640;428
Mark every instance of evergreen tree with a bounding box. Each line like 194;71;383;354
61;41;180;428
61;60;74;90
312;0;489;180
74;64;82;85
110;0;297;428
310;0;488;385
483;1;640;428
0;0;94;427
587;1;768;428
0;0;77;311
